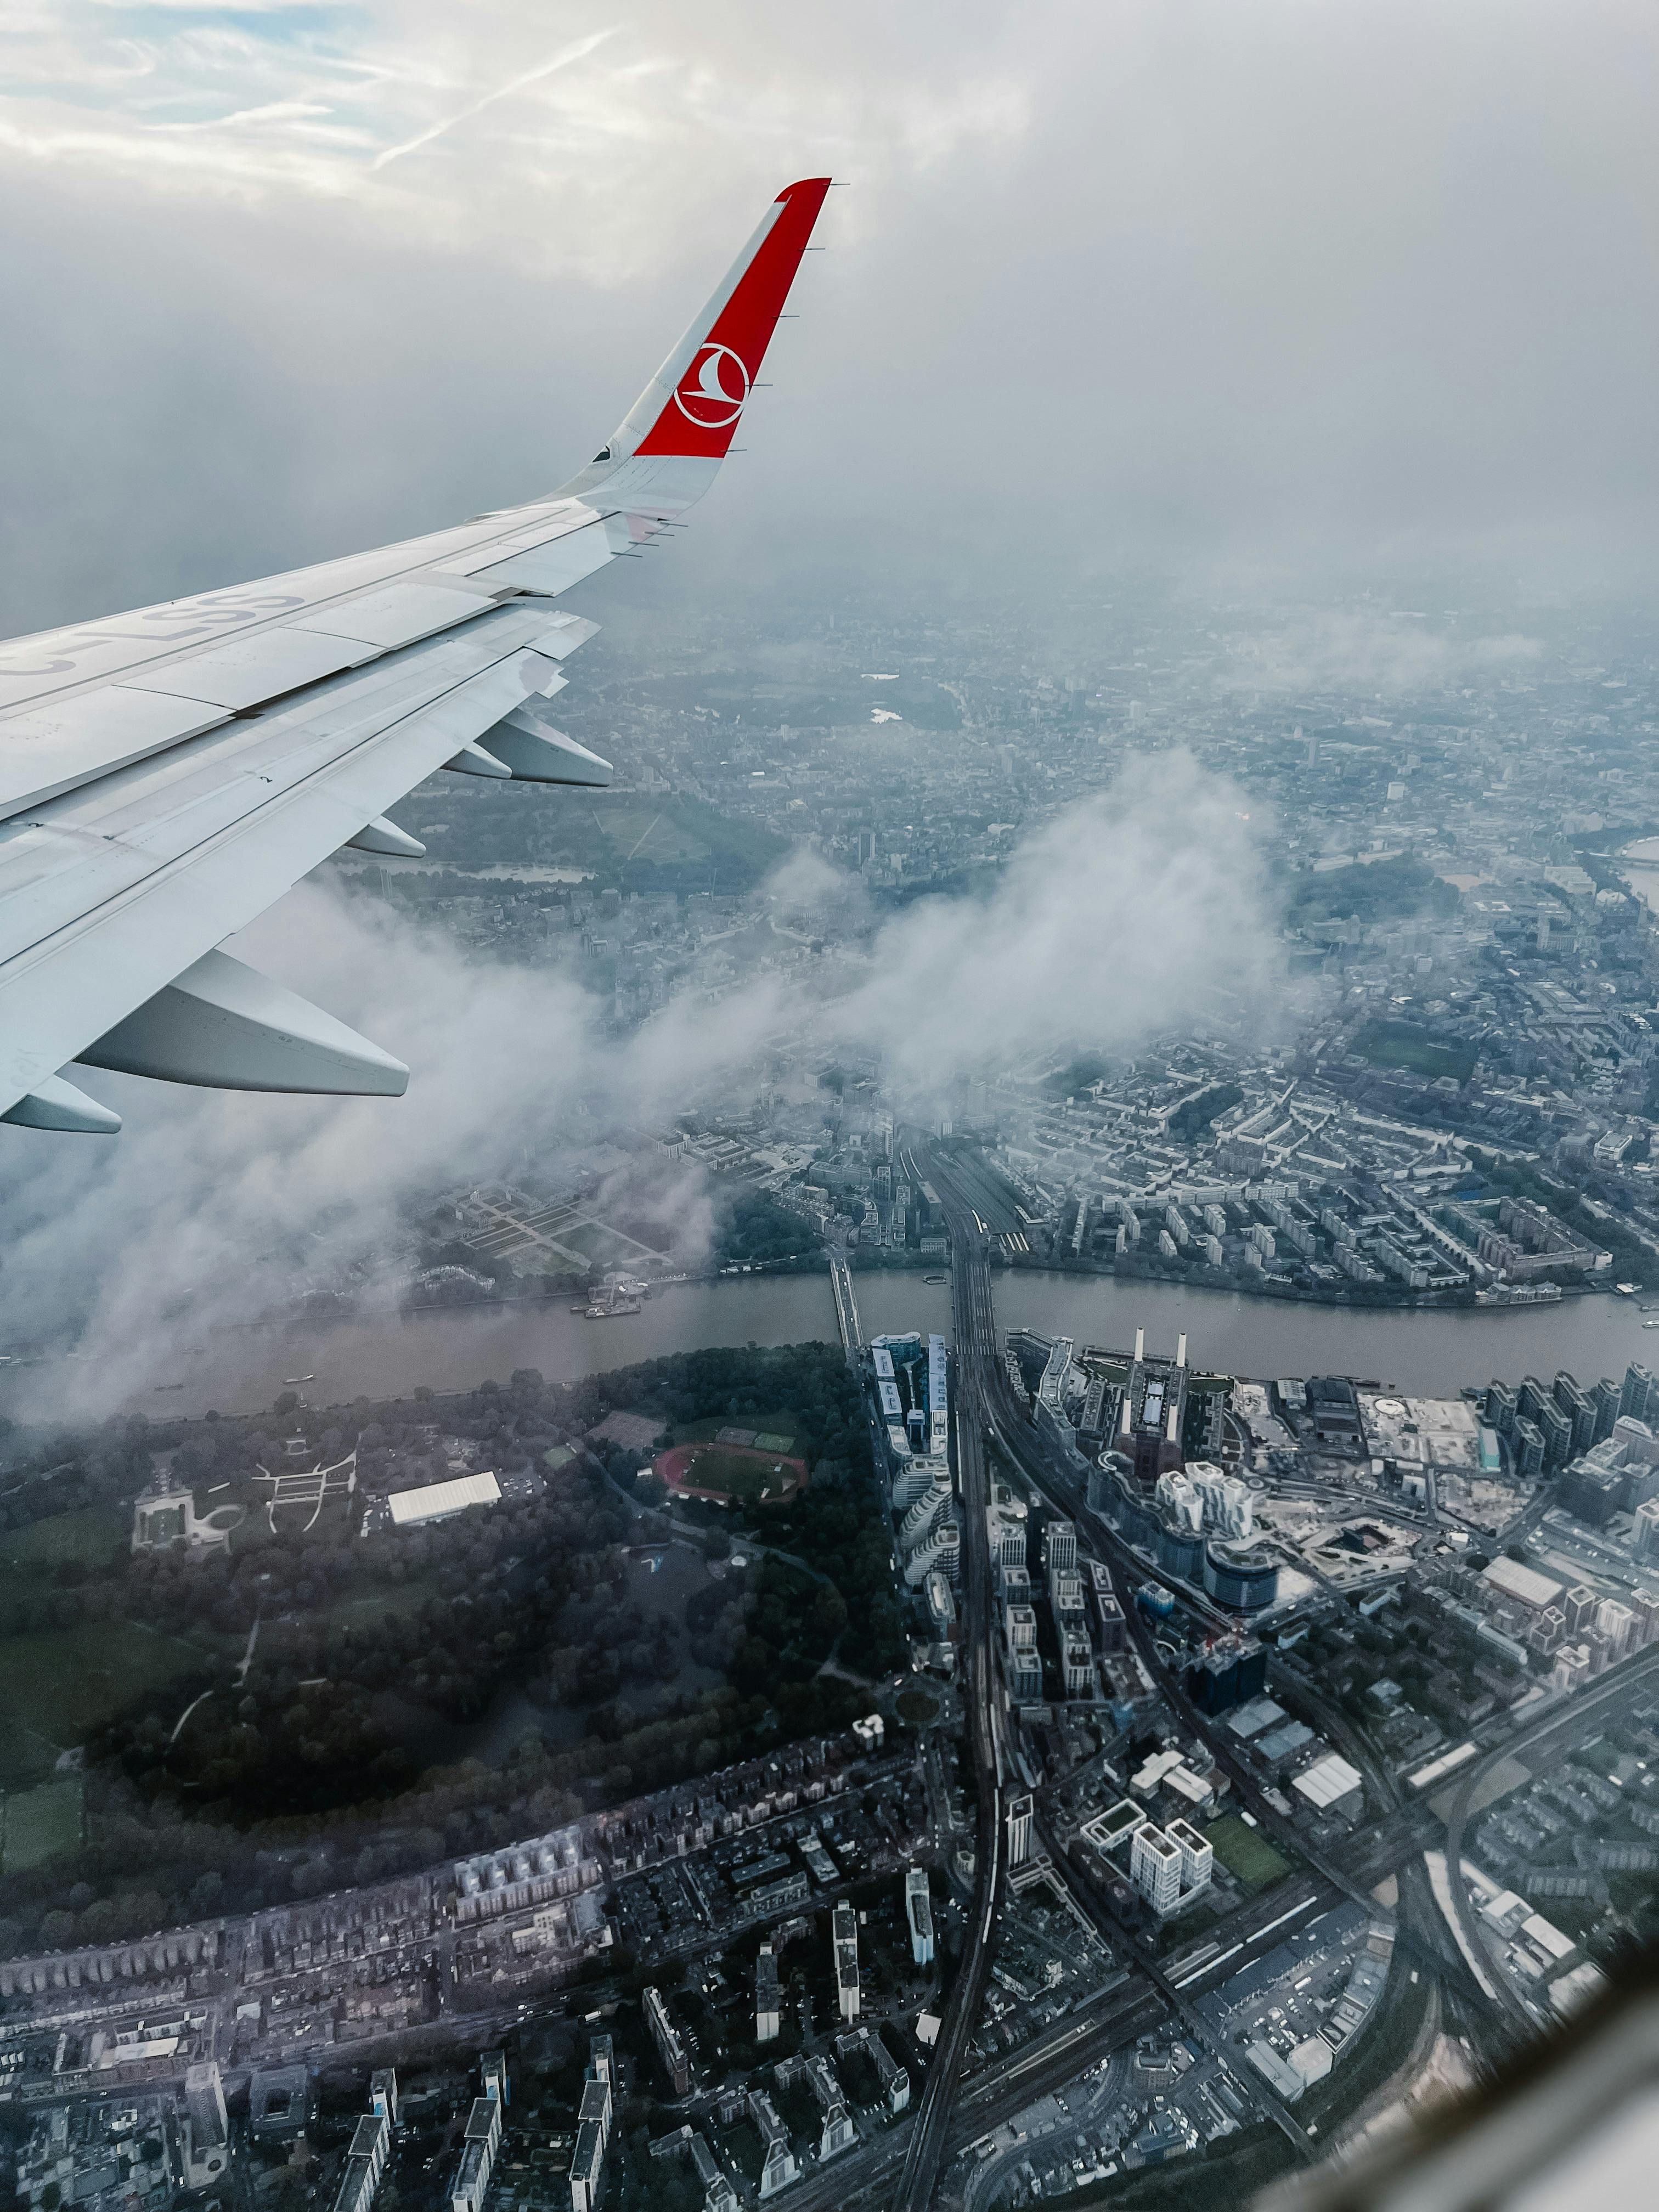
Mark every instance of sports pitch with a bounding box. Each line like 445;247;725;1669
1204;1812;1291;1894
654;1442;809;1506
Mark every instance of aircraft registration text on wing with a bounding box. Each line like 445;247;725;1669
0;177;833;1135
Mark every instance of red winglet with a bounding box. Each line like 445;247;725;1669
633;177;832;460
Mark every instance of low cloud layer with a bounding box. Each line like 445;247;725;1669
1215;611;1545;699
0;751;1280;1421
1;0;1656;641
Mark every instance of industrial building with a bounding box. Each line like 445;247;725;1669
1291;1753;1365;1822
386;1470;501;1529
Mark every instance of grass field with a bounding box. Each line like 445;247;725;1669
1353;1019;1477;1084
1;1776;84;1872
0;1618;205;1782
309;1578;441;1636
1205;1812;1292;1894
656;1443;809;1505
0;1506;128;1577
586;798;711;863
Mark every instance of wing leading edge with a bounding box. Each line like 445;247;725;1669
0;176;833;1133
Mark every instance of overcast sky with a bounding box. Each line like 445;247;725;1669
1;0;1656;637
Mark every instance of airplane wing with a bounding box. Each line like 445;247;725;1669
0;176;833;1135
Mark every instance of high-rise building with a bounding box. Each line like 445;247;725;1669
1007;1794;1033;1867
449;2096;503;2212
1596;1598;1635;1662
1164;1817;1214;1897
1184;1636;1268;1715
1043;1517;1078;1575
805;2056;854;2160
369;2072;398;2127
833;1903;860;2022
1622;1363;1659;1426
1130;1823;1183;1916
1554;1373;1597;1460
1203;1541;1280;1612
569;2123;605;2212
1536;1398;1573;1469
755;1944;780;2043
571;2055;612;2212
1634;1497;1659;1566
749;2091;797;2200
905;1867;934;1966
1513;1417;1547;1481
481;2051;507;2108
1563;1584;1598;1637
331;2118;388;2212
1530;1605;1566;1657
1062;1630;1094;1699
644;1986;691;2096
1593;1376;1622;1443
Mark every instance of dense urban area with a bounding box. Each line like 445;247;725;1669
7;583;1659;2212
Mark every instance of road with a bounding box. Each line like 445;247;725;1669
829;1250;864;1368
911;1142;1502;2167
1440;1643;1659;2030
892;1172;1006;2212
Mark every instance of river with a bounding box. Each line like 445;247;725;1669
4;1267;1652;1427
1619;834;1659;915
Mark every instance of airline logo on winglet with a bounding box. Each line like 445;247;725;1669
674;342;752;430
635;176;832;461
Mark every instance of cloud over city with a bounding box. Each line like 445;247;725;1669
0;751;1280;1419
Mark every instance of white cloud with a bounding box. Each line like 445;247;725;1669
1215;612;1544;698
369;29;621;172
0;751;1279;1420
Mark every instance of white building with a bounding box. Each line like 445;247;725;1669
755;1944;780;2043
1164;1817;1213;1898
1007;1795;1033;1868
1043;1519;1078;1573
1130;1824;1183;1916
388;1471;501;1529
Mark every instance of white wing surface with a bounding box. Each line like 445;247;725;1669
0;177;833;1133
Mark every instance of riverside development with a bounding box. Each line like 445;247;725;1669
13;589;1659;2207
9;1180;1659;2212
